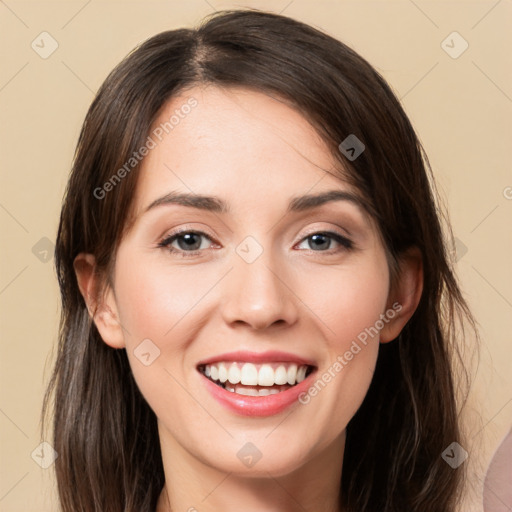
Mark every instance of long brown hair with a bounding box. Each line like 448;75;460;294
42;9;478;511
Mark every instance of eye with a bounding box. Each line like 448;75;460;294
157;230;215;257
158;229;354;258
296;231;353;252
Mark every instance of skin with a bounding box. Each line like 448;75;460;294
74;85;423;512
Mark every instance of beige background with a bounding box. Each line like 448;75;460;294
0;1;511;510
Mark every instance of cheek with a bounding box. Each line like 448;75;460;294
111;252;214;395
114;254;215;347
304;256;389;346
297;257;388;425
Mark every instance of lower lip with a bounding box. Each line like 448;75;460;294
199;370;316;417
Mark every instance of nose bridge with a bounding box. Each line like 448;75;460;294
221;237;298;330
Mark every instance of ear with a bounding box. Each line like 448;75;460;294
380;246;423;343
73;252;126;349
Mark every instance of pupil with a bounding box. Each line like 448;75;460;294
310;234;329;250
179;233;200;250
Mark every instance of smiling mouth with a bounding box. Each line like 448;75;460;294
197;361;316;396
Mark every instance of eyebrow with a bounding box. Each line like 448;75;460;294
143;189;369;216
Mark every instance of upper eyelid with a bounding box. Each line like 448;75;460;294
162;219;355;238
299;224;352;239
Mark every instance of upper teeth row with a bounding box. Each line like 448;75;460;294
203;362;309;387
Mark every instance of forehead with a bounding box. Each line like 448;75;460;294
130;85;366;221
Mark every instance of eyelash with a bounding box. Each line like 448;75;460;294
157;228;354;258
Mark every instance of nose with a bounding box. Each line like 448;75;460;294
221;249;299;331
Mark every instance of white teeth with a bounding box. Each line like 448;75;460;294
227;363;241;384
257;364;275;386
287;364;297;385
218;363;228;383
296;365;307;383
274;365;288;385
224;382;292;396
202;361;313;388
236;387;259;396
240;363;259;385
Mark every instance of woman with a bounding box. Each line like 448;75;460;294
41;9;477;512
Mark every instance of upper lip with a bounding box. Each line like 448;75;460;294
196;350;317;368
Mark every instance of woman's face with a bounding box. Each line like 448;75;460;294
82;85;415;478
